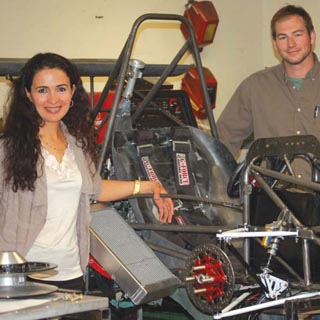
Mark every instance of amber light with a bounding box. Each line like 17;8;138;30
182;66;217;119
203;23;216;42
181;1;219;48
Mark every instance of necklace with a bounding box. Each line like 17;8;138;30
40;134;68;152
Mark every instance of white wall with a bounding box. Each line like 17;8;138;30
0;0;319;123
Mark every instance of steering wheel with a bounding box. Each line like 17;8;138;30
226;161;246;198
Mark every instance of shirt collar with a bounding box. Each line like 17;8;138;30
280;53;319;82
307;53;320;80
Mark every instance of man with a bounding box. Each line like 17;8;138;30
217;5;319;179
217;5;320;319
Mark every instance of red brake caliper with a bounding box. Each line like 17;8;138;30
185;243;234;313
192;253;226;302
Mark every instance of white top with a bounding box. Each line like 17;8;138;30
26;145;83;281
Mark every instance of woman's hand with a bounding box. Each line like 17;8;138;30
150;181;174;223
98;179;174;223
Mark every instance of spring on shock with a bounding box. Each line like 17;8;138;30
263;236;281;272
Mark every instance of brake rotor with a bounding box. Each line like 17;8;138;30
184;243;234;314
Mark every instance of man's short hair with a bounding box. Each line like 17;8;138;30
271;5;314;39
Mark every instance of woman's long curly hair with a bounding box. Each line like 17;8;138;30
2;52;97;192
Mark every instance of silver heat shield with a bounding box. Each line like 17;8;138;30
90;205;181;305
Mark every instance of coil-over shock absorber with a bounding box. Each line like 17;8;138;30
259;219;289;299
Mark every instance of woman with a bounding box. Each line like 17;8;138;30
0;52;174;290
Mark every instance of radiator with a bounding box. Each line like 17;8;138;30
90;205;181;305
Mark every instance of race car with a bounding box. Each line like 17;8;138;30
87;13;320;320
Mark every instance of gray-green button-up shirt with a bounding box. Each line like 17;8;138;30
217;55;320;179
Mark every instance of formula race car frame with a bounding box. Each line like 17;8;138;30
86;13;320;319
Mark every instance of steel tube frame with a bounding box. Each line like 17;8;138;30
97;13;218;174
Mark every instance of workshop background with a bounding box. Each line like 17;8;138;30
0;0;319;124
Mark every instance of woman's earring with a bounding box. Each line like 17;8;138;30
70;100;74;108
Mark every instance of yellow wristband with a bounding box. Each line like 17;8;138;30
132;179;141;195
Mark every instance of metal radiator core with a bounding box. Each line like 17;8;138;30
90;206;180;305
